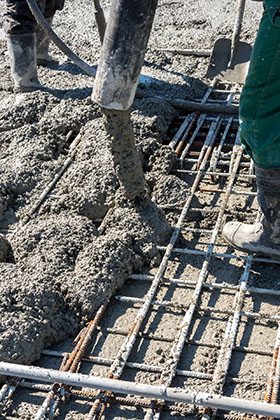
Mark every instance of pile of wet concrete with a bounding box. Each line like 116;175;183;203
0;90;193;365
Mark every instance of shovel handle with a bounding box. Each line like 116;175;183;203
230;0;246;62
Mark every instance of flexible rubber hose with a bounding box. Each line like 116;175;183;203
26;0;96;77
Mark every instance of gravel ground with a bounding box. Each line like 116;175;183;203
1;1;276;419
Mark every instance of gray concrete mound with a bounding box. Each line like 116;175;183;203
0;264;79;364
0;88;179;365
0;199;172;364
39;118;119;221
152;174;190;207
67;199;172;319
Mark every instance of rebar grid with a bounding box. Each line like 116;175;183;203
141;134;244;420
165;86;280;418
1;82;280;419
201;255;254;420
86;82;240;419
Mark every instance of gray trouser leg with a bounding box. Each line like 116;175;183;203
3;0;65;34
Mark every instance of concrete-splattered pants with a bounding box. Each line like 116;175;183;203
3;0;64;34
239;0;280;167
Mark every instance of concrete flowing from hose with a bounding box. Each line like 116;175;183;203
25;0;96;77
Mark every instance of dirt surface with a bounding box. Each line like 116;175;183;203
0;0;271;418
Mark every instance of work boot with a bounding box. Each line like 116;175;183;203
222;165;280;260
7;33;43;92
36;18;57;66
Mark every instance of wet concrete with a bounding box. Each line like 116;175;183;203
103;108;148;201
0;91;177;365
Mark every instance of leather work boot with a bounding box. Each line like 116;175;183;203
7;33;43;92
222;165;280;260
36;18;57;66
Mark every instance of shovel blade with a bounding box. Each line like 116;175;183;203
206;38;252;84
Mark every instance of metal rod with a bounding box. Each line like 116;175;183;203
199;188;257;196
153;48;211;57
157;245;280;265
136;91;239;115
10;133;82;238
179;114;207;162
264;325;280;404
17;381;267;415
87;328;274;357
113;295;280;322
175;169;255;179
1;362;280;417
175;113;199;156
272;347;280;405
193;98;239;104
130;274;280;298
175;81;217;157
0;384;9;403
41;350;212;380
35;298;110;418
171;113;195;150
196;117;223;170
209;117;233;182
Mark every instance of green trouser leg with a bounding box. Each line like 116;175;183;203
239;0;280;167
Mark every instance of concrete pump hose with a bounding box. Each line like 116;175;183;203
26;0;96;77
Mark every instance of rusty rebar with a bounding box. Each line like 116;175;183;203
264;325;280;405
35;298;110;418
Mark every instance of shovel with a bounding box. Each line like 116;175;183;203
207;0;252;84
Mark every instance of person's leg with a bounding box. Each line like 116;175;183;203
239;0;280;167
3;0;42;91
222;0;280;258
36;0;65;65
